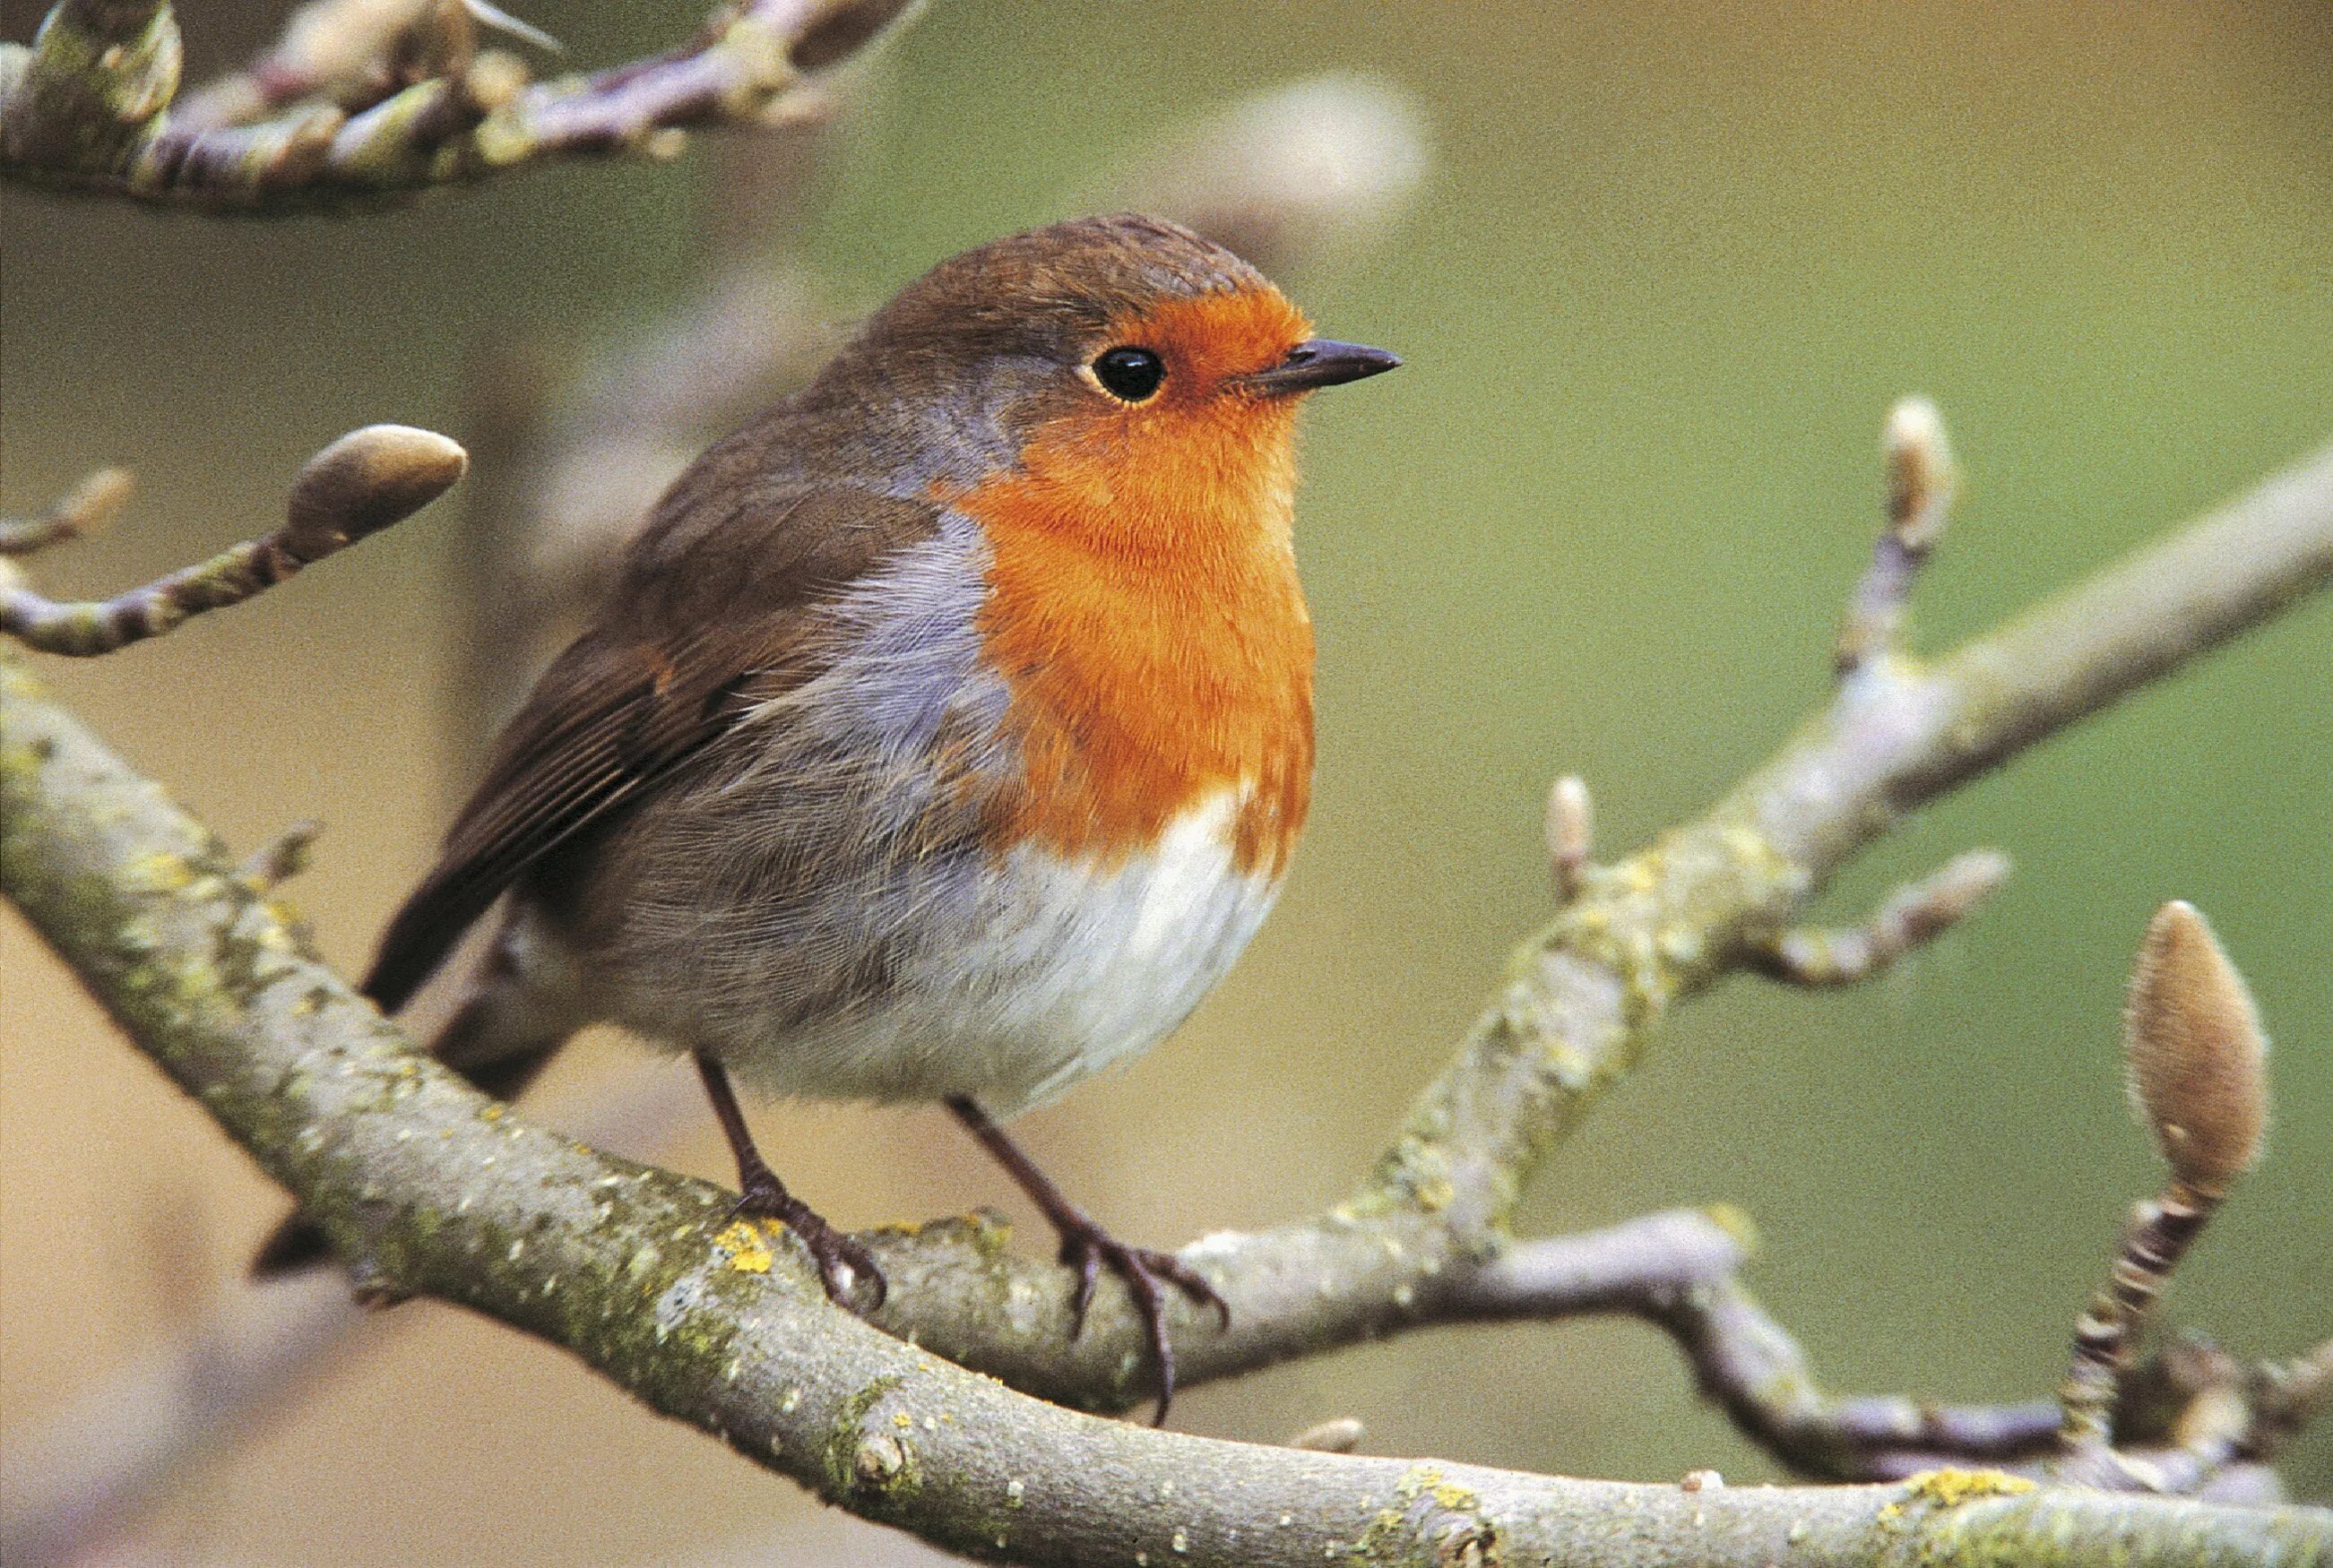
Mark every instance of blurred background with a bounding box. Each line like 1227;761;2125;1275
4;1;2329;1562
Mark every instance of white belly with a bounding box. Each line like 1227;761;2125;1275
722;787;1280;1116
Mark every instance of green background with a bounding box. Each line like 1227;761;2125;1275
3;2;2328;1560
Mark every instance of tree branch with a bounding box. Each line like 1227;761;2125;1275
4;653;2326;1566
0;0;920;211
8;425;2333;1562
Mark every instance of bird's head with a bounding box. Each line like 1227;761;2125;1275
835;213;1398;559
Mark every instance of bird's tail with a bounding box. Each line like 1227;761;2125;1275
249;914;585;1277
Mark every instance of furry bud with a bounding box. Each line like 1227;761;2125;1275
2123;900;2268;1194
282;425;466;559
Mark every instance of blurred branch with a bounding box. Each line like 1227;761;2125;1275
0;466;132;556
0;1058;709;1568
8;418;2333;1562
452;263;841;746
1098;73;1428;278
0;0;920;211
0;1269;369;1568
0;426;464;655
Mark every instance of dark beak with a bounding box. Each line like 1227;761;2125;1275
1240;339;1402;396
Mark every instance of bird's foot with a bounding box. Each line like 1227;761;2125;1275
733;1169;887;1312
1056;1217;1229;1425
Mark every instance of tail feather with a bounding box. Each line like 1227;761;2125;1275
360;871;503;1016
249;1212;338;1276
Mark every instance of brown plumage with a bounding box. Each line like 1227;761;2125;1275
258;215;1398;1420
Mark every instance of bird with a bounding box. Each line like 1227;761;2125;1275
255;213;1398;1419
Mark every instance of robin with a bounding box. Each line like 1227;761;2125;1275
257;213;1398;1418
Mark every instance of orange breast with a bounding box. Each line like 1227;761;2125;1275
953;399;1315;877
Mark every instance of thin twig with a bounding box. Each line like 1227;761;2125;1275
0;426;464;656
0;467;132;556
1751;848;2009;986
236;820;321;892
1650;1277;2067;1480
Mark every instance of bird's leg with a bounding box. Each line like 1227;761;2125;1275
946;1095;1227;1424
694;1053;885;1310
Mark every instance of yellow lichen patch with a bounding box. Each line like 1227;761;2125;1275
714;1220;774;1274
1704;1202;1761;1251
1879;1468;2036;1524
1432;1481;1481;1511
125;850;194;892
1540;1040;1595;1090
1905;1468;2035;1505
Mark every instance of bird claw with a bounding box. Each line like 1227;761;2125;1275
732;1174;887;1312
1056;1223;1229;1425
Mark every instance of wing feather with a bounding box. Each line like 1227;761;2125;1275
360;485;947;1012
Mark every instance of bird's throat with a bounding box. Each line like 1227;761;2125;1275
955;434;1315;877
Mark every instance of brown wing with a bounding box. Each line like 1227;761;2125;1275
361;482;946;1012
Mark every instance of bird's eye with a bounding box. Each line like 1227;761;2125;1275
1091;346;1165;402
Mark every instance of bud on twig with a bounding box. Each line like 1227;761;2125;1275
2122;900;2268;1196
281;424;468;559
3;425;466;655
1882;395;1956;554
2061;901;2271;1454
1286;1417;1365;1453
1836;395;1957;675
1545;773;1594;901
